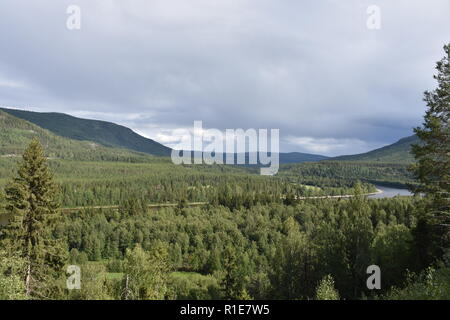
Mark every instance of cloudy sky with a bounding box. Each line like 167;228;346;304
0;0;449;156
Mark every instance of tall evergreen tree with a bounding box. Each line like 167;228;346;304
411;44;450;263
3;138;66;299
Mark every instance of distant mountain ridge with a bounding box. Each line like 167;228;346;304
1;107;417;164
1;107;329;163
0;107;172;157
330;135;420;163
186;151;329;164
280;152;329;163
0;109;152;162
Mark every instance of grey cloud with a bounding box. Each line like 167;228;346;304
0;0;449;156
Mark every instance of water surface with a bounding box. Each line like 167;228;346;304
368;185;413;199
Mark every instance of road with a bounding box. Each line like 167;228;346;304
59;202;208;213
59;190;386;213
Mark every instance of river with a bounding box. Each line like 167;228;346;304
368;185;413;199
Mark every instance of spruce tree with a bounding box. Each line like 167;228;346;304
411;44;450;263
3;138;66;299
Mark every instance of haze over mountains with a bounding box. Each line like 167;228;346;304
0;107;418;164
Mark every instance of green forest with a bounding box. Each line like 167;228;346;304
0;45;448;301
0;139;448;300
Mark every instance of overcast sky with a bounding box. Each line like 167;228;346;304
0;0;449;156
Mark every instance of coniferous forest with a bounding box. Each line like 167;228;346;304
0;4;448;305
1;44;449;300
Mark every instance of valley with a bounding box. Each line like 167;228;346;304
0;0;449;306
0;107;447;301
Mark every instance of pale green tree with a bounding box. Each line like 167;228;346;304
315;275;340;300
122;243;171;300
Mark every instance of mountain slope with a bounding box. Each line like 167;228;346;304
330;135;420;163
206;152;329;164
280;152;329;163
1;107;331;163
0;108;171;157
0;110;153;162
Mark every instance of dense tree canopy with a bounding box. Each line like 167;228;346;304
411;44;450;264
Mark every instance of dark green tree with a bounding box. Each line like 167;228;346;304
410;44;450;262
411;216;439;270
344;183;374;298
3;138;67;299
221;246;249;299
270;217;317;299
371;223;412;287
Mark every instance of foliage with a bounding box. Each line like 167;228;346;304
2;138;67;299
410;44;450;262
122;243;171;300
0;250;27;300
279;161;414;189
0;110;443;301
49;192;421;300
315;275;340;300
383;267;450;300
170;272;221;300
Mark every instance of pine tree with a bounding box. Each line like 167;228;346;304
3;138;66;299
411;44;450;263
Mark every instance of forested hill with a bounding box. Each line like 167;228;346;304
329;135;420;163
0;107;419;164
0;110;155;162
0;107;172;157
279;152;329;163
0;107;331;163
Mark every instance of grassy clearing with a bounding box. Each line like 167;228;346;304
106;272;124;280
